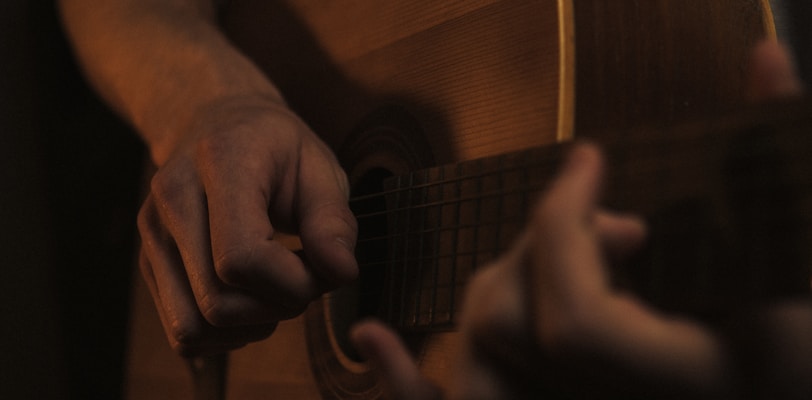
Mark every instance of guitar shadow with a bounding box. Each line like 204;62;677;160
220;0;454;166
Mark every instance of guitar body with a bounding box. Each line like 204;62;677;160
124;1;774;398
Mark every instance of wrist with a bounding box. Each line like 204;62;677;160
145;90;288;166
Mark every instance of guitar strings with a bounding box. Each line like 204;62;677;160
352;110;812;328
347;148;561;204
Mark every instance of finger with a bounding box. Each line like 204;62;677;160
532;142;608;299
196;133;320;314
594;211;647;262
297;141;358;288
138;199;278;356
747;40;803;102
453;234;551;399
151;160;306;325
350;320;441;400
527;143;618;351
141;250;270;356
461;232;531;336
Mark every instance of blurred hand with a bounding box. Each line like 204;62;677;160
353;144;724;399
349;40;804;399
138;96;358;356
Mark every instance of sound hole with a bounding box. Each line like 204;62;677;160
327;167;393;362
309;105;434;387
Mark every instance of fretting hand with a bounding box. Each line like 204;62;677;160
349;40;805;399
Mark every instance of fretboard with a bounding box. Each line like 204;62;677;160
354;100;812;332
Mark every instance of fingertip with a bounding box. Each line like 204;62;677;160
350;319;397;354
350;320;440;400
748;39;803;101
331;236;360;282
563;141;602;171
304;238;358;292
349;319;408;367
537;142;605;226
559;141;604;195
349;319;380;362
301;208;359;288
595;211;649;261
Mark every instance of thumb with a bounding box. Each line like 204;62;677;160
351;320;442;400
297;145;358;288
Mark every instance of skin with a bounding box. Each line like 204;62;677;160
59;2;808;395
58;0;358;356
353;145;728;399
350;40;805;399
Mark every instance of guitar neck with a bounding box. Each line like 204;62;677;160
359;100;812;332
367;146;560;331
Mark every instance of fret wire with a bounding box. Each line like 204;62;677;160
355;216;528;246
352;182;548;221
412;169;429;328
521;150;531;218
354;144;804;226
493;153;505;258
456;158;484;322
375;241;515;264
386;175;402;324
350;117;812;217
347;149;561;203
348;170;553;209
450;163;466;323
432;163;462;325
356;209;812;271
360;246;515;267
399;172;415;327
382;263;470;290
357;160;806;253
348;126;807;211
371;108;812;327
350;134;760;219
372;208;812;326
429;166;446;325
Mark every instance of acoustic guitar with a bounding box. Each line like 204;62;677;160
124;1;792;399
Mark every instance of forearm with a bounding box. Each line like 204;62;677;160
58;0;284;165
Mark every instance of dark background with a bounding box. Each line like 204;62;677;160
0;1;144;398
0;1;810;399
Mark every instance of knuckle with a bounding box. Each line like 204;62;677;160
149;168;188;209
200;296;235;327
135;202;156;236
195;131;232;163
213;246;254;286
167;318;205;355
